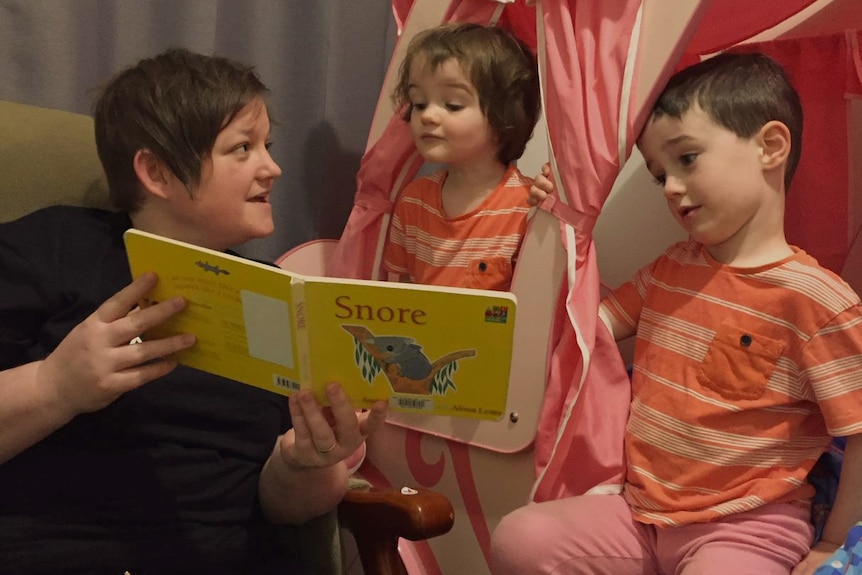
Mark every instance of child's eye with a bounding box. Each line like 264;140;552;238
265;141;274;151
445;103;464;112
410;102;427;112
680;153;697;167
652;173;666;187
235;143;250;153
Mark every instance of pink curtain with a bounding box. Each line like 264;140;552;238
738;33;860;274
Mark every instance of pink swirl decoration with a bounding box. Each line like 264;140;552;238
404;428;494;569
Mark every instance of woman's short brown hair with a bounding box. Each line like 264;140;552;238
93;48;269;212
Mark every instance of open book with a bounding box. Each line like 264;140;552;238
124;229;517;420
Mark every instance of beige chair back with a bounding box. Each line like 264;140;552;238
0;99;111;223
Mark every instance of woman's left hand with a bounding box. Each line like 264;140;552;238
279;382;387;469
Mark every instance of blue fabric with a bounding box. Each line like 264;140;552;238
814;522;862;575
810;437;847;543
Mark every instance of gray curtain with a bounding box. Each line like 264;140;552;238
0;0;397;261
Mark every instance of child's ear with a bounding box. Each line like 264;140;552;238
757;120;791;173
133;149;173;199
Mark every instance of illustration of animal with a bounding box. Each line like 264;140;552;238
366;335;433;380
342;325;476;394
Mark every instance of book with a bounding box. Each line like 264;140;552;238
123;229;517;420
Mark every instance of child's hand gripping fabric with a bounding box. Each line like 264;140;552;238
528;162;554;206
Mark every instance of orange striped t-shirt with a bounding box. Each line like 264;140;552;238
382;165;532;291
602;241;862;527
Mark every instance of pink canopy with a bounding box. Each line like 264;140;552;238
329;0;862;508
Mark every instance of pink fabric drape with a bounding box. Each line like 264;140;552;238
687;0;818;55
737;33;860;274
530;0;644;500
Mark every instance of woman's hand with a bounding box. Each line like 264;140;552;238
278;383;387;470
259;384;387;524
37;271;196;417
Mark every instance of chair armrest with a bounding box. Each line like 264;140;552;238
338;484;455;575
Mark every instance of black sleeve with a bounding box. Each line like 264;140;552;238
0;209;60;369
0;206;132;369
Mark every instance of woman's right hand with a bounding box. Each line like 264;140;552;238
37;271;196;417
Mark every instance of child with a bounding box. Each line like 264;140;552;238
0;48;385;574
491;52;862;575
382;22;541;291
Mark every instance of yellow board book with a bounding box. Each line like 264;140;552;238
123;229;516;420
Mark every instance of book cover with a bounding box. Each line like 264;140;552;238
123;229;516;420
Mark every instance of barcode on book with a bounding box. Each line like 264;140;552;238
390;396;434;412
272;374;301;392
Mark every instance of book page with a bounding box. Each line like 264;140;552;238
241;290;294;368
301;278;516;420
124;229;518;419
124;229;303;396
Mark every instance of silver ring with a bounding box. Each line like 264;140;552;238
317;442;337;454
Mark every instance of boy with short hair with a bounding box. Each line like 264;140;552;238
0;48;385;574
491;52;862;575
382;22;541;291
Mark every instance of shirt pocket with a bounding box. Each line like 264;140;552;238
696;324;785;401
464;256;512;291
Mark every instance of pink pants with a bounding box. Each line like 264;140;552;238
490;494;814;575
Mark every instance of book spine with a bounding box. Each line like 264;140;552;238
290;278;312;389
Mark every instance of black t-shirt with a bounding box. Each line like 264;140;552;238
0;206;299;574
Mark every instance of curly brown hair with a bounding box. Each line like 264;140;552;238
392;23;541;165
